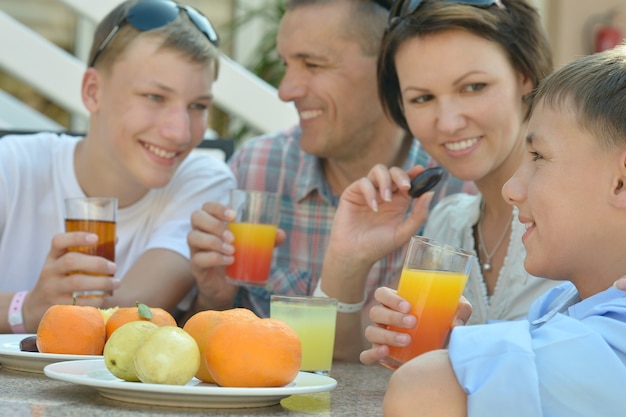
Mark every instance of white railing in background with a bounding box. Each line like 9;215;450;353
0;10;87;127
0;0;298;134
0;90;63;131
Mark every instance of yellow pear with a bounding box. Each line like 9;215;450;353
133;326;200;385
103;321;158;382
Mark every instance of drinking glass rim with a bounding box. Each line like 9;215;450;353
410;235;475;259
270;295;338;305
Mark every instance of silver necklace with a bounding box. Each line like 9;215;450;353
476;202;513;272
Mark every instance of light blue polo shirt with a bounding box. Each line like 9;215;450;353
449;282;626;417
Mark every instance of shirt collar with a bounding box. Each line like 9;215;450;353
531;282;626;325
295;137;423;206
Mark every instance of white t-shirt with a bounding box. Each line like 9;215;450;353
0;132;236;292
423;193;561;324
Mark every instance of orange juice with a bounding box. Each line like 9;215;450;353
226;222;277;286
382;269;468;368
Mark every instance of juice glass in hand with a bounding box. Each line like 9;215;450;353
379;236;475;370
225;190;280;286
64;197;117;297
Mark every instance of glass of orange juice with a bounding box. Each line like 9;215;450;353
379;236;475;370
64;197;117;298
226;189;280;286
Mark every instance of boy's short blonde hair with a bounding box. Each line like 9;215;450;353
88;0;220;77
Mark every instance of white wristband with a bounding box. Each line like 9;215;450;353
313;280;366;313
8;291;28;334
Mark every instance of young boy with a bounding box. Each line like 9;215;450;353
0;0;235;333
380;45;626;416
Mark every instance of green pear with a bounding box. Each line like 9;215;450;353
133;326;200;385
103;321;158;382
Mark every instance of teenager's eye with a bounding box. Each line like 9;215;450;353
146;94;164;102
529;151;543;161
464;83;486;93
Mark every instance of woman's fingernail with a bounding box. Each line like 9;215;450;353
223;230;234;243
222;243;234;254
225;209;236;220
396;333;411;346
384;189;392;202
399;300;412;312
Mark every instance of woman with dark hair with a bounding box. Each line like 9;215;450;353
320;0;556;356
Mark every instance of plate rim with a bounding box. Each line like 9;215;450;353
44;358;337;396
0;334;101;373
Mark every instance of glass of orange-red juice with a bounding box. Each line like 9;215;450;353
226;189;280;286
379;236;475;370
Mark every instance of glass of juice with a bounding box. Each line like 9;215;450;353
379;236;475;370
270;295;338;375
64;197;117;297
226;189;280;286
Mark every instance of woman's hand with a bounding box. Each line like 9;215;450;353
359;287;415;365
359;288;473;366
326;164;432;268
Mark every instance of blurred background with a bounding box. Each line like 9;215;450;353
0;0;624;145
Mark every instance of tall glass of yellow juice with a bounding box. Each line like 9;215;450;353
379;236;474;370
226;190;280;287
270;295;338;375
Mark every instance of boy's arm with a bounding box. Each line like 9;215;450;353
105;154;236;315
106;248;193;312
384;349;467;417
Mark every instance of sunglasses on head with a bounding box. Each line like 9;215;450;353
90;0;219;67
388;0;502;29
371;0;393;9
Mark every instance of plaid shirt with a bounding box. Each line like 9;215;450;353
229;126;474;317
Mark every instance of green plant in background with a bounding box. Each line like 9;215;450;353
235;0;286;87
220;0;287;142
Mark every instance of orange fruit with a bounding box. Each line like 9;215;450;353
206;317;302;387
37;304;106;355
105;303;176;340
182;308;258;383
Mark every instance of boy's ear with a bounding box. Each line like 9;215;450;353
81;68;101;112
611;149;626;208
520;73;535;98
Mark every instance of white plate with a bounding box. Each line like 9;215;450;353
44;359;337;408
0;334;102;373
